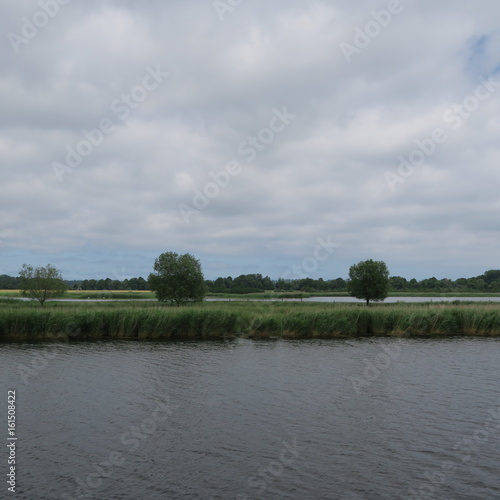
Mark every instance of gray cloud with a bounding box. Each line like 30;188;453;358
1;0;499;279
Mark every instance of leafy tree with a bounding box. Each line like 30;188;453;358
454;278;468;291
261;276;275;290
389;276;408;291
298;278;316;291
148;252;205;305
488;278;500;292
275;278;291;291
19;264;67;306
232;274;263;290
409;278;419;290
0;274;20;289
136;277;148;290
128;277;140;290
482;270;500;286
347;259;390;306
213;277;229;291
419;277;438;290
111;280;122;290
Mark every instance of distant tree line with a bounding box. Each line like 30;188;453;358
79;277;148;291
204;274;348;293
207;270;500;294
0;274;148;291
0;275;21;289
1;269;500;293
386;269;500;293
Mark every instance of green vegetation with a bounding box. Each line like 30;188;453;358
19;264;67;306
205;269;500;295
347;259;390;305
148;252;206;305
2;268;500;295
1;300;500;342
0;290;156;300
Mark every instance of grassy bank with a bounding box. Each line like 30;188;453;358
1;300;500;342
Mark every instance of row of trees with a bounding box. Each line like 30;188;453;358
387;271;500;292
79;277;148;291
15;256;389;306
4;269;500;293
205;275;347;293
11;254;500;306
15;253;206;306
205;271;500;294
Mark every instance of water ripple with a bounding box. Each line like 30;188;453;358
0;339;499;499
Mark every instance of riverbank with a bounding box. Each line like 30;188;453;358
1;300;500;342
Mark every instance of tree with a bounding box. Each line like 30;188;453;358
347;259;390;306
389;276;408;291
148;252;206;305
19;264;67;306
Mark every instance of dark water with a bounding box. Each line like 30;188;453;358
1;339;500;499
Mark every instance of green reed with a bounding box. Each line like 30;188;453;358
1;300;500;341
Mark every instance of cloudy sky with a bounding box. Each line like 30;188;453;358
1;0;499;281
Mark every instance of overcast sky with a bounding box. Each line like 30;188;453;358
1;0;499;281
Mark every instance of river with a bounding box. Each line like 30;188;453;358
1;338;500;499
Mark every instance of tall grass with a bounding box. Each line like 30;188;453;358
1;300;500;341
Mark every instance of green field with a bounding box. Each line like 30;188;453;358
1;298;500;342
